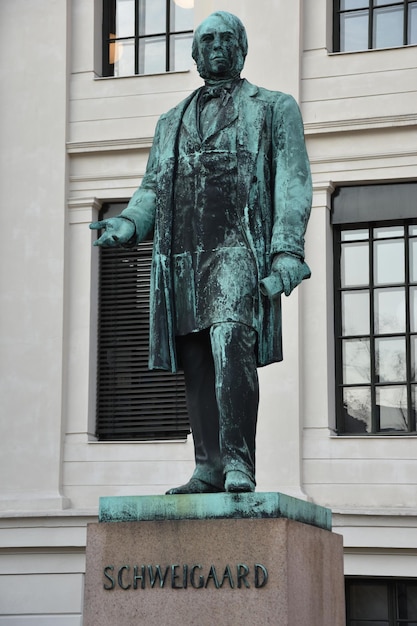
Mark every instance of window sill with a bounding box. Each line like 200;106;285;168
328;42;417;56
87;437;189;444
330;432;417;439
94;68;192;81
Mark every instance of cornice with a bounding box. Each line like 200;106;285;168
66;114;417;155
66;137;153;154
305;112;417;135
309;148;417;165
69;173;142;184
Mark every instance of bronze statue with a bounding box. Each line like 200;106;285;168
90;12;312;494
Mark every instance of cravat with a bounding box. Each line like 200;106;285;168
200;85;233;107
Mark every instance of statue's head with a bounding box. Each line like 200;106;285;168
192;11;248;82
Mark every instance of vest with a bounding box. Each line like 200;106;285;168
172;88;257;336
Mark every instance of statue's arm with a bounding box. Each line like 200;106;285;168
262;94;312;297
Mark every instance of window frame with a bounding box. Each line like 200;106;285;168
102;0;194;77
334;0;417;52
332;183;417;436
345;577;417;624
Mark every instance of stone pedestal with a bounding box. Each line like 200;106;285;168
84;493;345;626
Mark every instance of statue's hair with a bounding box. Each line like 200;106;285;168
192;11;248;78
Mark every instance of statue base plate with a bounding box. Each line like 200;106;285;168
84;493;345;625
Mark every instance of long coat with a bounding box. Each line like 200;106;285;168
122;79;312;373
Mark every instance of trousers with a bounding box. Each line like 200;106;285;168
176;322;259;488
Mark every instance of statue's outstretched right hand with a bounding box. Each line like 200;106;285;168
89;217;135;247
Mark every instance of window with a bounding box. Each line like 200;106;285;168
96;203;190;441
346;578;417;624
333;183;417;434
334;0;417;52
102;0;194;77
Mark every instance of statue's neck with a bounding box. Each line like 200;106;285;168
203;73;241;88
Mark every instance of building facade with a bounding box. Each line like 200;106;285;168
1;0;416;622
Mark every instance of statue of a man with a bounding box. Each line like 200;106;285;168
90;11;312;495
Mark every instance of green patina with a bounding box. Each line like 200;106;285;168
90;12;313;495
99;492;332;531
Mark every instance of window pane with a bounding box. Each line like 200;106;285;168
412;385;417;428
410;3;417;44
342;291;370;335
398;581;417;619
139;0;166;35
374;239;404;285
412;336;417;382
343;339;371;384
170;0;194;31
374;225;404;238
340;10;369;51
116;0;135;38
170;33;193;71
374;0;402;4
340;0;369;9
343;387;371;432
374;287;405;334
341;228;369;242
113;38;135;76
410;239;417;282
349;583;389;619
373;6;404;48
376;385;408;431
341;242;369;287
139;36;166;74
410;225;417;237
376;337;406;382
411;287;417;332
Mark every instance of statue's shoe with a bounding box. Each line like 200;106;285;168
165;477;223;495
224;470;255;493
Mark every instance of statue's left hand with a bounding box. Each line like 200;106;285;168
270;254;308;296
260;254;311;298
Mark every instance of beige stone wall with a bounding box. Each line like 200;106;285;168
0;0;69;512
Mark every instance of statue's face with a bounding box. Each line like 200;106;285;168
196;15;240;79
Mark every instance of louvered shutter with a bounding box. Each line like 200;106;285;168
95;203;190;441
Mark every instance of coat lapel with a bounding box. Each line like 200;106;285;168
159;89;199;159
236;80;268;210
180;91;200;140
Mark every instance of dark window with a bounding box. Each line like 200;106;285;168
334;0;417;52
346;578;417;625
96;202;190;441
102;0;194;77
333;183;417;435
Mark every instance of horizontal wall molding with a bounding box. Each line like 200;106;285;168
67;137;153;154
333;509;417;521
305;112;417;135
309;148;417;165
67;120;417;155
69;173;143;184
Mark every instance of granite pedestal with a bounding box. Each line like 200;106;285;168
84;493;345;626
